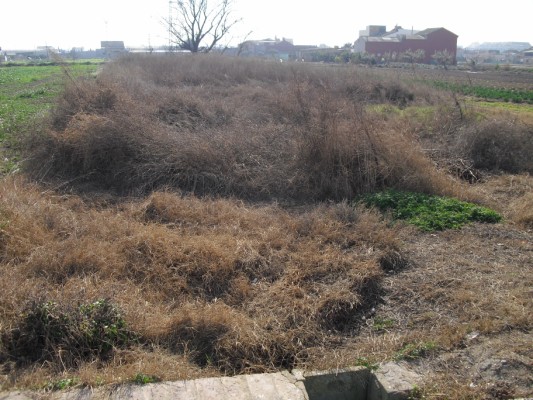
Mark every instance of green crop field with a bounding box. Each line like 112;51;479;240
432;80;533;103
0;62;100;172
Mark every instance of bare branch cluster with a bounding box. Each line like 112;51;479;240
167;0;240;53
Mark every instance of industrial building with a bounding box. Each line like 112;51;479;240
353;25;458;64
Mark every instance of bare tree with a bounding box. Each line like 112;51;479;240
400;49;425;70
167;0;240;53
432;50;454;70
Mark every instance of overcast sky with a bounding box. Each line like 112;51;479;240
1;0;532;50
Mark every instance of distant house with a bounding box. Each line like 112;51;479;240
467;42;531;52
3;47;50;60
100;41;127;58
354;25;458;64
238;38;316;61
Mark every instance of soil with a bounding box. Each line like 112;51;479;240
421;331;533;398
372;220;533;398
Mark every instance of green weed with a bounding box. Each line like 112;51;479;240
353;356;379;371
1;299;136;368
394;341;437;361
408;384;427;400
45;377;79;391
77;299;133;354
132;373;161;385
0;156;19;174
473;100;533;112
372;317;396;332
359;190;501;231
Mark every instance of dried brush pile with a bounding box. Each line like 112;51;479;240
457;118;533;174
23;54;450;200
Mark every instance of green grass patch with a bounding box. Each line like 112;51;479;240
0;63;98;131
471;100;533;115
359;190;502;231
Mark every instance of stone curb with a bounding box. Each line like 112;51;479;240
0;362;421;400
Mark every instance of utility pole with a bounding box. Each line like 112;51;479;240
168;0;173;52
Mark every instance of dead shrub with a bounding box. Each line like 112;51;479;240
317;291;362;331
371;82;414;107
159;303;306;373
50;80;121;131
26;111;156;192
379;249;411;273
288;82;444;199
458;119;533;173
294;102;383;198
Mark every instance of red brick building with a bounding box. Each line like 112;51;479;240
354;25;458;64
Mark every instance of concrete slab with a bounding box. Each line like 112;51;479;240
52;372;306;400
0;392;38;400
218;376;253;400
367;362;422;400
296;367;369;400
243;372;306;400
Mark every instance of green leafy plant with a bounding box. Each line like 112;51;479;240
432;81;533;104
95;377;105;387
2;299;136;368
359;190;501;231
408;384;427;400
77;299;133;354
354;356;379;371
45;377;79;391
132;373;161;385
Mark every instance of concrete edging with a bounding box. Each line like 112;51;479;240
0;362;421;400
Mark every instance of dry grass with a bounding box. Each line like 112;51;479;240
2;55;532;398
0;176;399;388
22;54;454;200
472;173;533;227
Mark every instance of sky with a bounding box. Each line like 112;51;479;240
1;0;532;50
